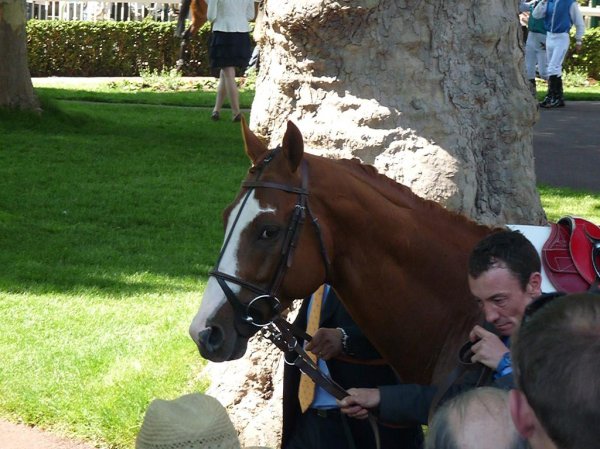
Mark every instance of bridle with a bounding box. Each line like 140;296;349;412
208;147;353;416
209;146;331;338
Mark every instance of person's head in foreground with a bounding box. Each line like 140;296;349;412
136;392;271;449
510;292;600;449
426;387;528;449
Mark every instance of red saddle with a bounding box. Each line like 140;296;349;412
542;216;600;293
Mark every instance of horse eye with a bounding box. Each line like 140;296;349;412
259;225;280;240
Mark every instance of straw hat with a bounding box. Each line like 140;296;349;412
136;393;271;449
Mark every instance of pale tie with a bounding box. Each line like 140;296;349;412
298;284;326;413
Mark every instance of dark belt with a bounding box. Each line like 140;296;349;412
309;407;341;419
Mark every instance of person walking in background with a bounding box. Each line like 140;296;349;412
207;0;255;122
520;1;548;97
533;0;585;108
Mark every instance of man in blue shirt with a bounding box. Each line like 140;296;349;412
339;231;542;425
533;0;585;108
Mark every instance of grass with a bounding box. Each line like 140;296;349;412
1;79;599;449
31;74;255;110
33;85;256;110
535;73;600;101
538;185;600;223
0;92;249;448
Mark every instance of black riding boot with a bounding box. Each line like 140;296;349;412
539;75;556;108
549;76;565;108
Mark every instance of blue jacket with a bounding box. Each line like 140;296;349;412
533;0;585;41
546;0;574;33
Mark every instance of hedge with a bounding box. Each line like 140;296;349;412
27;20;598;79
564;27;600;80
26;20;214;77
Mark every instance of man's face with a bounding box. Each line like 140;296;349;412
468;265;541;337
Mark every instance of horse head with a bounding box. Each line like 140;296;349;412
189;119;330;362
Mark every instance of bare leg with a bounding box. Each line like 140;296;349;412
213;70;227;116
221;66;240;118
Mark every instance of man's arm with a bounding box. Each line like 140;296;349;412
338;325;515;426
519;0;535;13
321;289;383;359
570;2;585;48
339;384;437;425
305;327;344;360
532;0;547;19
469;325;510;372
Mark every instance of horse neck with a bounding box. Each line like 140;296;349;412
307;156;490;383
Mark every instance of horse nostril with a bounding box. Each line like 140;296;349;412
198;326;224;352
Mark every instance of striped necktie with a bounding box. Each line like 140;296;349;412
298;284;326;413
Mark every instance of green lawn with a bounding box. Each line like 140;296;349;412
0;93;249;448
1;81;599;449
539;185;600;222
30;76;256;110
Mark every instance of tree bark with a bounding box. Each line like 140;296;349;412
250;0;546;226
0;0;40;111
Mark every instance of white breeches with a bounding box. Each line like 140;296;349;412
525;32;547;80
546;32;570;77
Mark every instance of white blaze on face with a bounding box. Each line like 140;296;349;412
189;191;275;344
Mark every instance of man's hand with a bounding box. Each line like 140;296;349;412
575;42;582;53
469;325;510;370
305;328;343;360
337;388;380;420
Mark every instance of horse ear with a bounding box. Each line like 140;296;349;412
282;121;304;173
241;116;268;165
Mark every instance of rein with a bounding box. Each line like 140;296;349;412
427;335;494;422
261;318;381;449
263;318;349;399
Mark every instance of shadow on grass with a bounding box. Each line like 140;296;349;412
32;86;256;109
1;97;250;296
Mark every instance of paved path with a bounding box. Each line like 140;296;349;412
533;101;600;193
0;420;96;449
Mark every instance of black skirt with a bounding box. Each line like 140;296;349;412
209;31;252;72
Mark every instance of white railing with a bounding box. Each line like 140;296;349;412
581;6;600;17
26;2;600;23
26;0;179;22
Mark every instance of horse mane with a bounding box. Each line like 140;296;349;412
329;156;491;232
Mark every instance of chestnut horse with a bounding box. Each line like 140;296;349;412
189;119;518;386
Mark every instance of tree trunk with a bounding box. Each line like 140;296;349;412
0;0;40;111
250;0;546;226
204;304;302;448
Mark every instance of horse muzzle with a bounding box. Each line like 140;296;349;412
190;324;248;362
